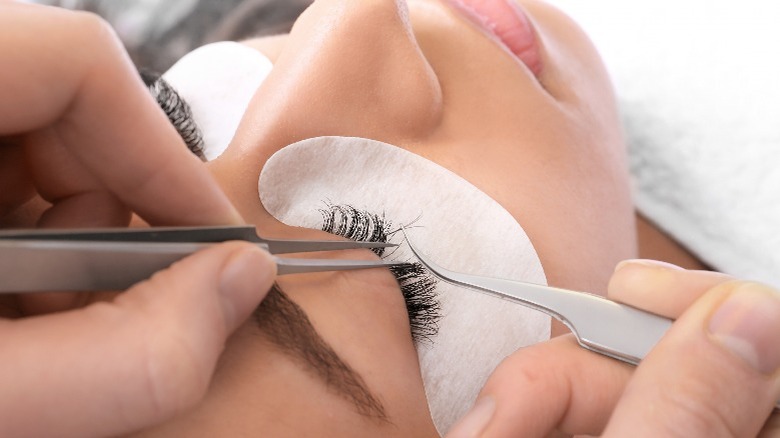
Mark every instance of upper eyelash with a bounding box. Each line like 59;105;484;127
140;69;207;161
140;73;443;341
319;202;441;343
319;204;391;256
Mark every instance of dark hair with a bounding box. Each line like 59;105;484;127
139;69;206;160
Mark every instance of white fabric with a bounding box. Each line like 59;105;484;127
164;41;272;160
546;0;780;286
258;136;549;434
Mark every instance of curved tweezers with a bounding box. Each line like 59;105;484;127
404;232;780;410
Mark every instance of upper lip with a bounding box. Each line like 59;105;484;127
437;0;543;77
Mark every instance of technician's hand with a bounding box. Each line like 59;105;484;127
0;3;276;437
447;262;780;437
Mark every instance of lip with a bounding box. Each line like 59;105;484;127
442;0;543;76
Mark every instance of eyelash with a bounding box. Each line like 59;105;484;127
141;71;443;342
140;69;207;161
319;203;441;343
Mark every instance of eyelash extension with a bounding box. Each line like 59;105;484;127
388;263;440;342
139;69;207;161
319;204;390;257
319;203;441;343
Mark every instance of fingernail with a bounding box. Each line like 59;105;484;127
446;397;495;438
219;246;277;328
708;283;780;375
615;259;683;273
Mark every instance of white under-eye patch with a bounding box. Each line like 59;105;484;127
163;41;273;160
258;136;550;434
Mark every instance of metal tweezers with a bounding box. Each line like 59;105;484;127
0;226;400;292
404;234;780;410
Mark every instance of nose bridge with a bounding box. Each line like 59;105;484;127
239;0;442;146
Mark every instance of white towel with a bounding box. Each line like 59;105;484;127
546;0;780;286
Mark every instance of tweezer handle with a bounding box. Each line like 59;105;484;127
0;240;250;292
0;225;261;243
407;245;780;410
0;226;396;254
0;240;397;292
439;270;673;365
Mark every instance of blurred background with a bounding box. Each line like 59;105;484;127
32;0;313;71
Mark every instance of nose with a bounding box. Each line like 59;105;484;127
228;0;443;154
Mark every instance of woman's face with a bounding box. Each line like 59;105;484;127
134;0;636;436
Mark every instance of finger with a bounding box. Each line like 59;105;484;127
447;335;633;438
604;281;780;437
0;141;34;217
24;128;131;228
13;127;129;315
609;260;733;318
760;412;779;436
0;3;240;226
0;242;276;438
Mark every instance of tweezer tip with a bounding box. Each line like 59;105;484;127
399;227;423;261
400;228;446;280
360;241;398;249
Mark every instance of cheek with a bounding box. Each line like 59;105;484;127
522;0;619;115
204;155;281;230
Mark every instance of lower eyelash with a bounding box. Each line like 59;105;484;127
319;202;441;343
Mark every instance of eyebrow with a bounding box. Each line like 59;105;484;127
252;284;388;421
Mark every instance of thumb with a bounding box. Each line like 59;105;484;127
604;281;780;437
0;241;276;438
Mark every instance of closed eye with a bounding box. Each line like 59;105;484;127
140;69;207;161
318;203;441;343
141;70;443;343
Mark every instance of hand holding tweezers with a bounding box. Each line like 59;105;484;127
404;235;780;411
0;225;399;292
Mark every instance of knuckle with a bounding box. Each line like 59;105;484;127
759;412;780;437
65;11;124;63
654;384;741;438
68;11;113;39
141;333;210;418
127;273;212;419
489;346;568;394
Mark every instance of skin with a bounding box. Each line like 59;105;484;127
0;3;276;438
135;0;639;436
3;1;773;437
465;263;780;437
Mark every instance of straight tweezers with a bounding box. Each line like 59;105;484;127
0;226;399;292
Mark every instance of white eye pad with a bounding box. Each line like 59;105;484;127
258;136;550;434
163;41;273;160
